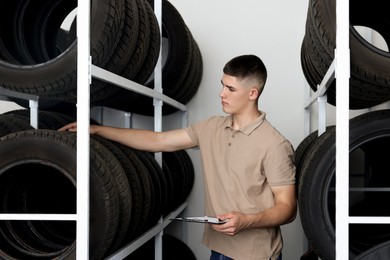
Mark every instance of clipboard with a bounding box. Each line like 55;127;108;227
171;216;228;224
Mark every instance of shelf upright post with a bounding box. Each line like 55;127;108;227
76;0;92;259
317;94;327;135
153;0;163;160
335;0;350;258
304;59;335;137
153;0;164;259
29;99;39;129
303;84;311;137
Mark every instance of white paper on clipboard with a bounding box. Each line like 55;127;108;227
171;216;228;224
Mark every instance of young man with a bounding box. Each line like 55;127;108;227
59;54;296;260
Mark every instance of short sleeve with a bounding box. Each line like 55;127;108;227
265;139;296;186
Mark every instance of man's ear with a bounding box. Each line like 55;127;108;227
249;88;260;100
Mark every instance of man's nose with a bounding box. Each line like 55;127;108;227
219;88;226;97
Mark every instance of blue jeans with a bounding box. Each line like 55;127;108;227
210;250;282;260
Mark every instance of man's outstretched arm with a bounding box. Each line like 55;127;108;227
58;122;196;152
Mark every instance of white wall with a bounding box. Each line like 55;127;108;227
0;98;23;113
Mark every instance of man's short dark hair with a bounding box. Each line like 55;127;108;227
223;54;267;94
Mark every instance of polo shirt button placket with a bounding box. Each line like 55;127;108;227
228;132;236;147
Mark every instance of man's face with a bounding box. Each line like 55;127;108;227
219;74;252;115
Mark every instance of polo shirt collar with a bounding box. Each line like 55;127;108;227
224;111;266;135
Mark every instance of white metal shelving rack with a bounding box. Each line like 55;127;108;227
0;0;188;259
304;0;390;259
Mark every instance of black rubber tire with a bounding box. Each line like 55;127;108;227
3;109;74;130
19;0;76;63
106;0;139;74
176;33;203;105
99;0;203;116
0;1;31;64
93;0;155;110
175;149;194;201
0;130;120;260
0;168;74;258
107;141;144;246
294;126;335;197
301;0;390;109
132;0;161;85
132;150;164;229
89;0;140;103
0;0;125;102
146;0;192;98
163;151;187;210
90;135;132;256
127;31;203;116
354;240;390;260
1;112;50;129
114;143;153;238
162;160;175;217
0;113;34;138
143;152;168;219
298;109;390;260
119;0;151;81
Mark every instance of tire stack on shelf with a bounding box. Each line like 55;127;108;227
0;0;203;116
298;0;390;259
0;0;200;259
0;127;195;259
300;0;390;109
99;0;203;116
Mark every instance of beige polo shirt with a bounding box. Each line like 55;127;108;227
185;112;295;260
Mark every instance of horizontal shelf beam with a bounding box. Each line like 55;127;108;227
0;87;39;101
0;213;77;221
349;217;390;224
105;202;187;259
91;65;187;112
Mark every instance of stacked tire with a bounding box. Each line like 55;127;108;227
301;0;390;109
299;0;390;259
0;0;202;116
0;125;194;259
297;110;390;260
99;0;203;115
